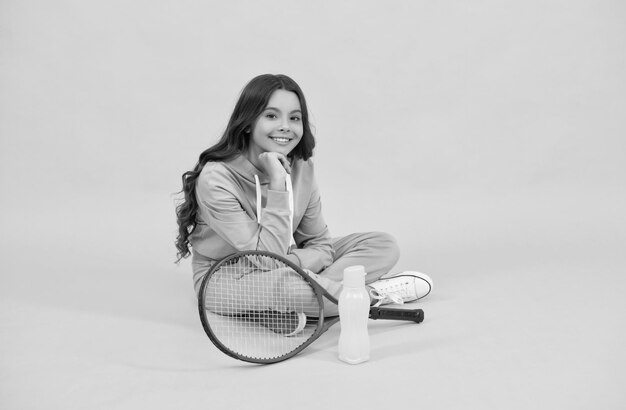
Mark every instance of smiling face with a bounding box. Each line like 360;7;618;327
247;89;304;160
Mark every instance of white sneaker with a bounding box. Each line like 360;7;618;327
369;272;433;307
244;310;307;337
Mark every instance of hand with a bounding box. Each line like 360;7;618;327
258;152;291;190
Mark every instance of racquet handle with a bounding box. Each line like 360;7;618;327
369;307;424;323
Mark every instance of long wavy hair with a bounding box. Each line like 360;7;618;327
175;74;316;261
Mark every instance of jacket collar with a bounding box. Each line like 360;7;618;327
224;154;270;184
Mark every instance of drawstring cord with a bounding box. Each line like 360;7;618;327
254;174;262;224
286;175;295;247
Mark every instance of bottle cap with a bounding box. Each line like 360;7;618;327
343;265;366;288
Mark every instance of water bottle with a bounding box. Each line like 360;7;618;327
338;265;370;364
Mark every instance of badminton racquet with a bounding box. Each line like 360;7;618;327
198;250;424;364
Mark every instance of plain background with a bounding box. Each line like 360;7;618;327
1;1;625;409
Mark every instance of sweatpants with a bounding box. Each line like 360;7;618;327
193;231;400;317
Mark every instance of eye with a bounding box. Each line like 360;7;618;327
265;113;277;119
290;116;301;122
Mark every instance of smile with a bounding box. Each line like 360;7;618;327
269;136;292;144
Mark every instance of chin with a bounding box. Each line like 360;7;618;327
272;146;295;156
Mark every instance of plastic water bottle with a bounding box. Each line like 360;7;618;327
338;265;370;364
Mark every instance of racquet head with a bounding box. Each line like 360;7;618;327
198;251;328;364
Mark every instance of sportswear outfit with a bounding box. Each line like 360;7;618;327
189;154;400;316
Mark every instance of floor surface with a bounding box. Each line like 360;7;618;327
1;185;625;410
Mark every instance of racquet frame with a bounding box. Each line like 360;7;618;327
198;250;424;364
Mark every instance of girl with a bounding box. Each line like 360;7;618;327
175;74;432;332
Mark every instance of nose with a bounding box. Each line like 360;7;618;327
278;120;290;132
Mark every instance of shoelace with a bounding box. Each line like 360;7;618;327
369;288;405;307
369;279;415;307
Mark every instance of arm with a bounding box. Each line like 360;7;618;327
196;164;292;255
288;176;334;274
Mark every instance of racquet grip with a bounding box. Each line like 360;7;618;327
369;307;424;323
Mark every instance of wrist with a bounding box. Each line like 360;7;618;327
269;176;286;191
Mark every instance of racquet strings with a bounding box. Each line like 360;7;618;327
202;253;323;361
